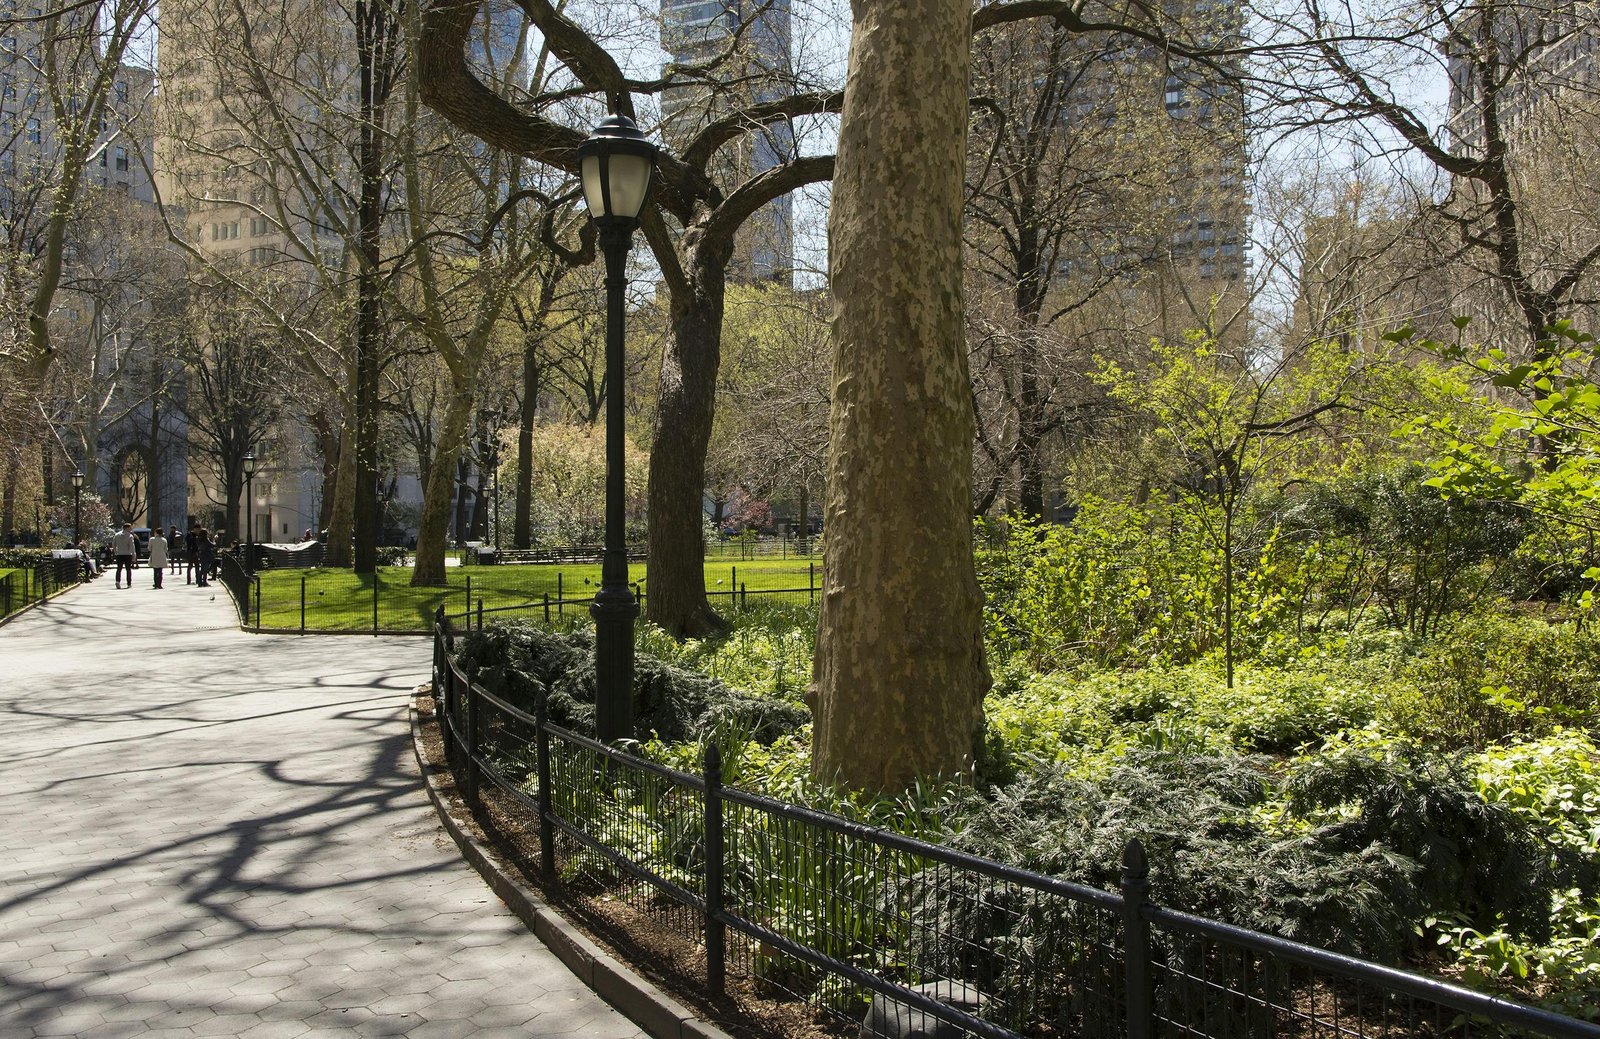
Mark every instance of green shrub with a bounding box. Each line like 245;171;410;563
1284;731;1557;944
947;750;1420;958
981;663;1383;774
1391;611;1600;746
456;622;809;746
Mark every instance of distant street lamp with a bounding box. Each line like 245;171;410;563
71;469;84;544
243;450;258;572
578;114;657;744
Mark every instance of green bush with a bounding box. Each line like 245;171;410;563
1390;611;1600;746
980;662;1383;776
455;622;809;746
947;751;1421;959
1284;731;1557;944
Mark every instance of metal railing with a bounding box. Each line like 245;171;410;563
430;612;1600;1039
234;561;826;635
0;557;84;623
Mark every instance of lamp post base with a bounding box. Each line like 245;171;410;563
591;584;638;744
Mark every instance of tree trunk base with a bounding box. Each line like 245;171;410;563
648;599;730;640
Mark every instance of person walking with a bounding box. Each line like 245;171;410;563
194;529;215;588
185;525;199;585
148;527;168;589
168;525;183;576
111;523;137;589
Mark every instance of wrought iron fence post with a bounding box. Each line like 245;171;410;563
740;581;747;609
301;575;307;634
254;576;261;628
556;572;562;615
704;743;727;998
477;598;484;631
433;606;445;691
373;571;380;635
543;592;550;624
809;562;815;602
465;575;472;629
1121;839;1155;1039
535;684;555;877
441;632;456;760
464;664;481;806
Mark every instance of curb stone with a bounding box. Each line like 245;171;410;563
410;696;735;1039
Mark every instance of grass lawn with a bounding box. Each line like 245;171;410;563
251;557;822;632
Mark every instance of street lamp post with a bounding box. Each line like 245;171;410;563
71;469;84;545
579;114;657;744
243;450;258;573
492;443;501;554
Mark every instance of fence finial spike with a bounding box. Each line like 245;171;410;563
1122;838;1149;881
704;742;722;776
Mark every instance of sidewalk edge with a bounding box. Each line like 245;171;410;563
409;698;733;1039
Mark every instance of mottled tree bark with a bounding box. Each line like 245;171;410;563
810;0;990;793
323;420;356;568
411;380;475;585
645;233;732;638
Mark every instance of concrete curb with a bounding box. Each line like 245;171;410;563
409;698;733;1039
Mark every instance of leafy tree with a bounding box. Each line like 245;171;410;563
1403;321;1600;600
1095;335;1357;685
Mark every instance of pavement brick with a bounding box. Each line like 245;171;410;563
0;580;647;1038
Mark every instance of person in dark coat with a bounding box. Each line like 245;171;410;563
185;526;199;585
194;529;215;588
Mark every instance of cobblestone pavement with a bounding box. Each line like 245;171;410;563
0;573;647;1039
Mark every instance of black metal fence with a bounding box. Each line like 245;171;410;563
454;578;822;633
0;556;84;623
430;614;1600;1039
229;562;825;635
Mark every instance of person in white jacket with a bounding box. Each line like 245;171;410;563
111;523;137;589
148;528;168;589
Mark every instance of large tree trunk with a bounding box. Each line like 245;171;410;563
810;0;989;793
309;408;341;533
323;419;357;567
412;381;476;585
515;338;538;549
1;456;15;539
644;237;732;638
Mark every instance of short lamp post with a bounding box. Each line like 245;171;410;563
579;114;657;744
243;450;258;573
71;469;84;544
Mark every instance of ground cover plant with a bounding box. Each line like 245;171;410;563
451;500;1600;1019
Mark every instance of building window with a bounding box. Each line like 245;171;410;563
114;146;127;171
25;117;39;144
115;79;128;104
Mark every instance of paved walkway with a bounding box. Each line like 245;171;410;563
0;572;646;1039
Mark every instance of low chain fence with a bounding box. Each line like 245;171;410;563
0;556;84;623
429;614;1600;1039
225;561;825;635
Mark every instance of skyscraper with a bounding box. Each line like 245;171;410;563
660;0;795;283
